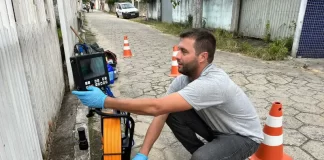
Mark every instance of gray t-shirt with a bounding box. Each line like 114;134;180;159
167;64;264;143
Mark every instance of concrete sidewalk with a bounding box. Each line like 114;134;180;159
66;10;324;160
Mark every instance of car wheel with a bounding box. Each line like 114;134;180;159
116;13;119;18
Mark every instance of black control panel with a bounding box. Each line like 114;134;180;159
70;53;110;91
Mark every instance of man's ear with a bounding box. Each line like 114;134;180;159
199;52;208;63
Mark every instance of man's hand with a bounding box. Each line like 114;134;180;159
72;86;107;108
132;153;148;160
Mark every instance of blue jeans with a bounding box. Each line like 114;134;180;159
166;109;260;160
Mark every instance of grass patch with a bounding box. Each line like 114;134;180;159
57;28;62;43
131;18;190;36
103;10;116;15
82;19;97;43
130;18;292;61
84;29;97;43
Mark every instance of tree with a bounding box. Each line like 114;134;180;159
170;0;180;9
192;0;203;28
106;0;117;12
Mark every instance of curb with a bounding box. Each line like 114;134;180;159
74;104;91;160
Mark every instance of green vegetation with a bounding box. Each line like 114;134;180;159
131;18;293;61
57;27;62;43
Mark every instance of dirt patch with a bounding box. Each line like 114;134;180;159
47;93;79;160
88;116;102;160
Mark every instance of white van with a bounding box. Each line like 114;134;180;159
116;2;139;19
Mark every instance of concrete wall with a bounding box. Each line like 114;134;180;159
239;0;301;39
172;0;192;23
171;0;234;30
0;0;75;157
134;1;148;17
147;0;161;20
203;0;234;30
0;0;43;157
161;0;173;23
57;0;80;91
149;0;301;39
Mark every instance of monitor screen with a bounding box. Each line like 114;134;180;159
80;56;106;80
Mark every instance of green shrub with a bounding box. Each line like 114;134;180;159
131;19;291;61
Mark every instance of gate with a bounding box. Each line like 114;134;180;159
297;0;324;58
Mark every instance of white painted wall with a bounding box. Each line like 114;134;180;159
147;0;161;20
203;0;234;30
0;1;42;159
171;0;234;30
239;0;301;39
149;0;301;39
58;0;80;90
13;0;66;155
1;0;80;158
150;0;234;30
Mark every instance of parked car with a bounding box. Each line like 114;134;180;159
116;2;139;19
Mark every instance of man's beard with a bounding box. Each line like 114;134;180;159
178;60;198;77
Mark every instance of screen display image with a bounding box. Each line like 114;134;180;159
80;57;106;80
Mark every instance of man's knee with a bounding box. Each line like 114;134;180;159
166;109;196;124
190;149;210;160
166;112;184;126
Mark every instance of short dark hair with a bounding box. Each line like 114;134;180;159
179;28;216;63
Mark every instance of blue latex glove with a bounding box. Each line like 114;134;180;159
132;153;148;160
72;86;107;108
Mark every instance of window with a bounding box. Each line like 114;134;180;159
121;3;134;9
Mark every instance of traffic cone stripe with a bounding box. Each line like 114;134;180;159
124;40;128;43
264;126;283;136
172;51;178;57
124;46;130;50
263;133;283;146
172;60;178;66
266;115;282;127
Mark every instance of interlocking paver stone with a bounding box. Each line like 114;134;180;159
283;129;308;146
302;141;324;160
299;126;324;141
293;103;324;114
266;74;292;84
296;113;324;127
291;95;320;105
245;84;270;91
284;146;315;160
283;116;304;129
265;89;292;98
247;74;268;84
85;11;324;160
284;105;300;116
314;94;324;102
318;102;324;110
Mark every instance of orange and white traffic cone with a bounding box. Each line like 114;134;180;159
250;102;292;160
169;45;180;77
123;36;132;58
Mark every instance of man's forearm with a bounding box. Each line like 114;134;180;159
104;97;161;116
